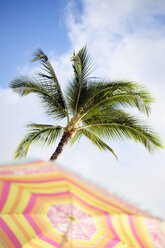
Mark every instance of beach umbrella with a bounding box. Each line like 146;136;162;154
0;160;165;248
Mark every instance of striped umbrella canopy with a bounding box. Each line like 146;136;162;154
0;160;165;248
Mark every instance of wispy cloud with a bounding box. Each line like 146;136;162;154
62;0;165;218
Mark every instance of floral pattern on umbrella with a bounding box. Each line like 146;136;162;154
46;203;97;240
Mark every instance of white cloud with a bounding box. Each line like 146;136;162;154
0;0;165;219
62;0;165;219
0;89;46;163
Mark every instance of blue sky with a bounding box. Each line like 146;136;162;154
0;0;165;219
0;0;74;87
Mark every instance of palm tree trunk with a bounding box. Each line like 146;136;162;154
49;132;72;161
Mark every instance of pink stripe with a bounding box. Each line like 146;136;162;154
128;215;145;248
106;214;120;240
0;217;22;247
104;239;120;248
0;182;10;211
5;178;64;184
39;233;59;246
24;215;41;234
23;195;37;213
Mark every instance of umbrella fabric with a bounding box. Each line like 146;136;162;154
0;160;165;248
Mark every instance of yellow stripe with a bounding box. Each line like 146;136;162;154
12;214;32;241
15;180;67;189
121;243;133;247
26;237;56;248
20;185;69;194
114;241;130;247
111;215;128;244
16;214;37;238
14;190;31;213
1;184;19;213
136;217;154;248
120;215;141;248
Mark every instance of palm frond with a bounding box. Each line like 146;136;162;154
82;107;128;124
10;75;46;96
10;76;67;120
78;115;163;152
31;48;69;122
77;81;154;120
14;124;63;159
66;45;95;115
70;45;94;81
70;129;118;159
31;48;48;63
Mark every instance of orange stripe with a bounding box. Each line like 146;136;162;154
101;214;114;238
43;231;61;243
32;215;47;232
0;227;15;248
118;215;132;246
0;173;62;182
0;181;3;195
133;217;153;248
29;197;43;214
11;215;31;241
35;195;71;201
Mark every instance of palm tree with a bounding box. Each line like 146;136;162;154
10;45;163;161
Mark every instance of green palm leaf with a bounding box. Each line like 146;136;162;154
10;76;67;120
78;81;154;120
78;115;163;152
14;124;63;159
31;48;69;122
67;45;94;115
70;129;118;159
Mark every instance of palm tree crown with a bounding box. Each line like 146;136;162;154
10;45;163;161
